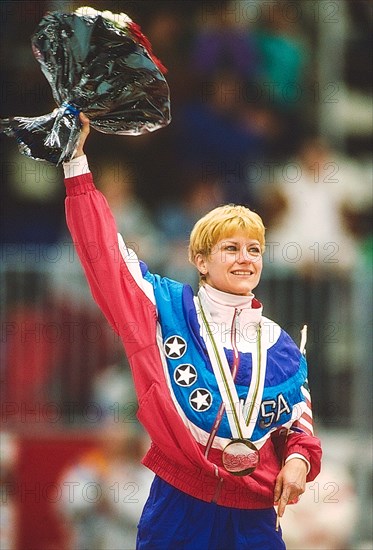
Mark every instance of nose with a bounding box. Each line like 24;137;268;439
237;247;260;264
238;247;251;263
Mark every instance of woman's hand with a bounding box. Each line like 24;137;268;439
274;457;307;517
73;112;90;158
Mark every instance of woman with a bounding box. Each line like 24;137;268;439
63;114;321;549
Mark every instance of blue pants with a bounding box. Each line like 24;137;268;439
137;476;286;550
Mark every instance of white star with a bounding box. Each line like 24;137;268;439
174;364;197;386
190;389;212;411
165;336;186;358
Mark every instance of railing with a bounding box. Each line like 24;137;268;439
1;244;371;429
1;244;125;428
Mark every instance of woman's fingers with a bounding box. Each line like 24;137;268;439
73;112;90;158
274;458;307;517
276;481;303;517
79;112;90;128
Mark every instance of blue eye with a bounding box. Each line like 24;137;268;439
224;245;237;251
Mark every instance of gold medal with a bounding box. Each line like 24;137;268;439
222;438;260;476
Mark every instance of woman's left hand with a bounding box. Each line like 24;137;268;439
274;458;308;518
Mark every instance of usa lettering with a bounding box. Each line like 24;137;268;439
260;394;291;427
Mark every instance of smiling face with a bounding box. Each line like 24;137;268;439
189;204;266;295
194;231;263;296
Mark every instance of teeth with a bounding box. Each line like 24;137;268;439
232;271;252;275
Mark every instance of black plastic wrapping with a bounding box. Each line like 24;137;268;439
0;9;171;165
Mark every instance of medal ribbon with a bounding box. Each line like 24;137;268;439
197;293;267;440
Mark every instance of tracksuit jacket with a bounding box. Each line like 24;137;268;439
64;157;322;510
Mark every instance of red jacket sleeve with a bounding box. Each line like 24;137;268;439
271;397;322;482
64;172;157;357
284;431;322;481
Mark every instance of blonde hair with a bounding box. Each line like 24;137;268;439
188;204;266;265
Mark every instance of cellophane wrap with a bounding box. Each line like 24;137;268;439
0;7;171;165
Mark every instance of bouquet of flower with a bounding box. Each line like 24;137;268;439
0;7;171;165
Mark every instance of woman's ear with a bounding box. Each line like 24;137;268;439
194;253;207;274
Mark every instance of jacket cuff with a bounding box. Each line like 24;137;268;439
64;171;96;196
285;453;311;474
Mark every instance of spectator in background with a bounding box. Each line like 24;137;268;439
58;421;153;550
262;135;367;275
141;8;196;106
58;363;153;550
0;149;65;245
175;69;279;206
248;0;311;157
94;156;169;274
259;134;371;424
156;167;224;288
167;1;274;207
190;1;260;80
0;432;19;550
251;0;310;113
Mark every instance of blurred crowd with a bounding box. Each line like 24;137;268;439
1;0;372;268
1;1;372;549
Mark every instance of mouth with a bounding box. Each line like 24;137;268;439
231;270;254;276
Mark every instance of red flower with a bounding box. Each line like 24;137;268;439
128;22;168;74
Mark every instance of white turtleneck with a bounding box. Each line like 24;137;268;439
203;283;255;309
197;284;263;347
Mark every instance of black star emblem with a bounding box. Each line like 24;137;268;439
189;388;212;412
164;336;187;359
174;364;197;387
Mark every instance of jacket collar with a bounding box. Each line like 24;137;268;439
198;284;263;330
